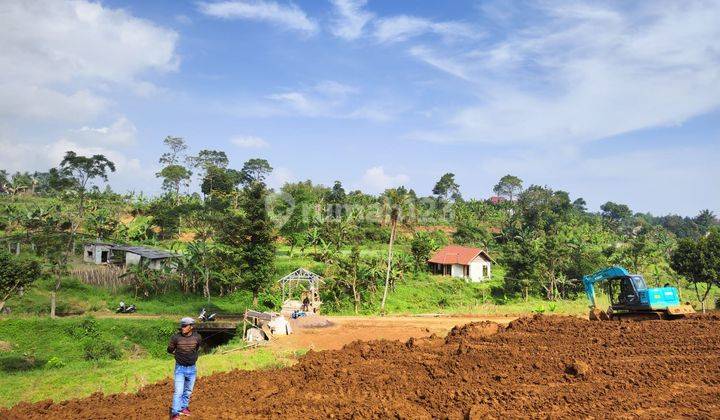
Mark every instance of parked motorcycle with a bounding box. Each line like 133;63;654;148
198;307;216;322
116;302;137;314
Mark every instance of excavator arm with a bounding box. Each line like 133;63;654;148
582;266;630;308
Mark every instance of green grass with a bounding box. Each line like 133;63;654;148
0;316;298;408
0;346;294;408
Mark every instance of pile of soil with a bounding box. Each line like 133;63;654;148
4;314;720;419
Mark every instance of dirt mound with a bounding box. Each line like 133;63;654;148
4;314;720;419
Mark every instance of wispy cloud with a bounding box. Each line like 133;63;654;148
231;135;269;148
258;80;394;121
407;1;720;145
409;46;472;81
198;0;318;34
373;15;478;43
329;0;374;40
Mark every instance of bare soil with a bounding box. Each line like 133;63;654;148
3;314;720;419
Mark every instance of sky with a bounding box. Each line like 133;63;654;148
0;0;718;216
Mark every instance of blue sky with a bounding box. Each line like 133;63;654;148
1;0;718;216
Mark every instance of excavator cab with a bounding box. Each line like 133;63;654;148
609;275;646;308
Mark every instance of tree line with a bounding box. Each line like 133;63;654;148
1;135;719;313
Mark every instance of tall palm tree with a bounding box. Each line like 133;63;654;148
380;187;411;313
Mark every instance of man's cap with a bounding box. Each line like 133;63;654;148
179;317;195;327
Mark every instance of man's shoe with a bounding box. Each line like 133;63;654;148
171;415;181;420
180;408;191;416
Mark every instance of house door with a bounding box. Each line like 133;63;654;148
101;251;108;263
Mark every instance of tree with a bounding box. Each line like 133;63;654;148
0;250;42;312
600;201;632;224
201;166;242;200
572;198;587;212
0;169;8;192
85;208;119;240
432;173;461;202
380;187;411;313
493;174;523;201
239;181;276;306
410;232;437;271
159;136;188;166
188;149;229;178
326;181;346;218
671;229;720;312
156;136;192;198
59;151;116;239
240;158;273;185
694;209;718;234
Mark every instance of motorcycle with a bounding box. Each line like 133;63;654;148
116;302;137;314
198;307;216;322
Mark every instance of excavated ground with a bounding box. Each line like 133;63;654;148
3;314;720;419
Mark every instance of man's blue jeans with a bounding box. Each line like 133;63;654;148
172;364;196;415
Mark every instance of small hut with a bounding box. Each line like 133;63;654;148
83;242;117;264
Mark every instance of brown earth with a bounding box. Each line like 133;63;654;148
3;314;720;419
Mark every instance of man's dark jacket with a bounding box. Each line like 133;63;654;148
167;331;202;366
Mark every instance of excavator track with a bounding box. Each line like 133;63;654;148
588;306;694;321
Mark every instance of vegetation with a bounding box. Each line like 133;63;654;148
1;140;719;317
0;315;296;407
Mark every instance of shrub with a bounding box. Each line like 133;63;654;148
45;356;65;369
66;316;100;339
81;337;121;361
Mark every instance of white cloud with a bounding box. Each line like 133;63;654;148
0;0;178;122
330;0;374;40
74;117;138;147
231;135;270;148
408;1;720;145
373;15;478;43
359;166;409;193
257;80;393;121
198;0;318;34
0;134;157;193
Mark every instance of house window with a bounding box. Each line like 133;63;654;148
87;250;93;257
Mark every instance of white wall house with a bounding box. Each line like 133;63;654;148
428;245;494;282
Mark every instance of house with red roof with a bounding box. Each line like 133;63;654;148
428;245;494;282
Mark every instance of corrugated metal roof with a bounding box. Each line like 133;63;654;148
111;245;176;260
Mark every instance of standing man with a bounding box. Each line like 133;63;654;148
168;317;202;419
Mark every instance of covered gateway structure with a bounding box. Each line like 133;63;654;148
278;268;323;315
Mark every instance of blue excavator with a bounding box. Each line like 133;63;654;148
583;266;695;320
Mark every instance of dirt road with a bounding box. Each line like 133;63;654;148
3;314;720;419
278;314;516;351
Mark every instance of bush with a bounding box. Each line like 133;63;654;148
66;316;100;339
45;356;65;369
81;337;121;361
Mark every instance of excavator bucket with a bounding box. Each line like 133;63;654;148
588;309;610;321
666;304;695;317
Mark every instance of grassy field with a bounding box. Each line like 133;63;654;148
0;316;299;408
